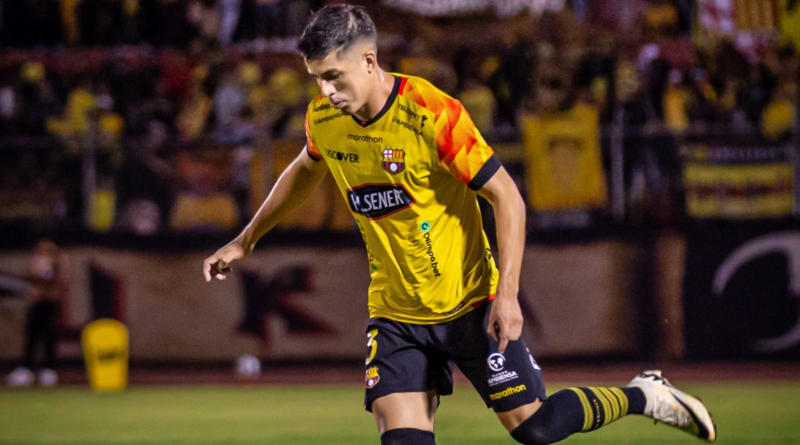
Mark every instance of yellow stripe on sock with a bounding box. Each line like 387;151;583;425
597;387;622;423
589;388;612;426
596;388;617;424
569;388;594;432
609;387;629;416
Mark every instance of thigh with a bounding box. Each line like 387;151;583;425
449;302;547;413
363;319;453;414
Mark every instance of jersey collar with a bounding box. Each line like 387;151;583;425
353;75;401;128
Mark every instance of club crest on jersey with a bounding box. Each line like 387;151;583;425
382;148;405;175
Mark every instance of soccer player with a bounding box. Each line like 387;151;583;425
203;5;716;444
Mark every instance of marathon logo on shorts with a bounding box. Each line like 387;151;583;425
488;370;519;387
365;366;380;388
347;184;415;219
490;384;527;401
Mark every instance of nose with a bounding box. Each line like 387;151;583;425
319;80;336;99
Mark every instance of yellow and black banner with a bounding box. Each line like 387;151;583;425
682;141;794;219
521;105;607;211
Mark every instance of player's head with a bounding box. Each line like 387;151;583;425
299;5;379;115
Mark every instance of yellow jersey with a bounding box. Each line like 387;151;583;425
305;74;500;324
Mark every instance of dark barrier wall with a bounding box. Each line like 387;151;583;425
684;221;800;360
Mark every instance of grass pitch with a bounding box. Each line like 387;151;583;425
1;382;798;444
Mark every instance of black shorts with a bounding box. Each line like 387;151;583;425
363;299;546;413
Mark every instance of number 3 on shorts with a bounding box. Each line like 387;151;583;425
366;329;379;365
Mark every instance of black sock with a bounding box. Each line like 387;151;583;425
381;428;435;445
510;387;646;445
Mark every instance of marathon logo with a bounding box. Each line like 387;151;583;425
398;104;420;120
423;231;441;277
488;371;519;387
314;113;342;125
347;134;383;144
392;117;423;136
313;103;332;112
347;184;415;219
489;384;527;401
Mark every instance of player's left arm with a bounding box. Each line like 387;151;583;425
478;168;526;354
433;93;526;353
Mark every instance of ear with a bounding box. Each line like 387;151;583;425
364;51;377;74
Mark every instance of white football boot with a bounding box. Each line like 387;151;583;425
627;370;717;443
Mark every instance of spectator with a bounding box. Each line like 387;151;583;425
762;78;798;139
187;0;220;51
662;69;690;132
59;0;84;46
5;240;67;388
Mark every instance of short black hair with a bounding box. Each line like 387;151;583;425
298;5;377;61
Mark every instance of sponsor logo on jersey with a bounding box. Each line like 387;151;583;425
347;184;415;219
314;112;342;125
365;366;380;388
347;134;383;144
398;104;420;120
488;353;506;372
382;148;406;174
490;384;527;400
392;117;423;136
488;370;519;387
423;231;442;277
325;149;359;163
313;103;332;112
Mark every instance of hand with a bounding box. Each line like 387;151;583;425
487;292;524;354
203;240;247;282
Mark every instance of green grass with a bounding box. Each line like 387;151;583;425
1;382;798;444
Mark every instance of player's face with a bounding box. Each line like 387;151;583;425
306;45;373;115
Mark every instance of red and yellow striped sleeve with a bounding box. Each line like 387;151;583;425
400;77;501;189
304;108;322;162
434;98;500;189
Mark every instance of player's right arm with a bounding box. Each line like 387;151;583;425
203;147;328;282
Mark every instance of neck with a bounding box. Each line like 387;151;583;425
352;69;395;123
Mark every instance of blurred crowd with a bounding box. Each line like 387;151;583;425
1;0;799;234
1;0;323;49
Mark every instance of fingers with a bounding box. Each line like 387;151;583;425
498;337;509;355
203;258;213;282
203;256;233;282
